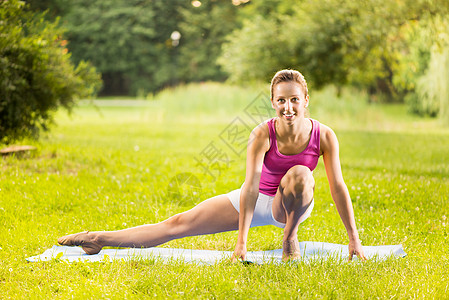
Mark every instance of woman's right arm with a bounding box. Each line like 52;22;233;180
232;123;269;262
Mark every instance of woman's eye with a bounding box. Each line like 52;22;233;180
278;99;285;103
292;97;299;102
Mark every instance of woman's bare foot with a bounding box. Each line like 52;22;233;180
282;239;301;262
58;231;102;255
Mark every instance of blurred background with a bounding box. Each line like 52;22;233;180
2;0;449;142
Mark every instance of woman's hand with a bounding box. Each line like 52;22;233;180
348;238;367;261
231;242;247;262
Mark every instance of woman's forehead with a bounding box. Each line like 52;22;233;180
273;82;305;98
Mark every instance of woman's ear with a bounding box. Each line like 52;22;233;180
304;95;309;108
271;98;275;109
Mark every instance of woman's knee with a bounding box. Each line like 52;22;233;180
280;165;315;196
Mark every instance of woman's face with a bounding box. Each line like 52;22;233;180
271;81;309;122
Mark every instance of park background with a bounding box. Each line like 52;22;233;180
1;0;448;298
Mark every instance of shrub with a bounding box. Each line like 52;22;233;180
408;47;449;120
401;16;449;120
0;0;102;144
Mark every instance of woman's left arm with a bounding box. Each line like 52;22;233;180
320;124;367;261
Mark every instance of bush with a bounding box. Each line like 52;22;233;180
407;47;449;120
400;16;449;120
218;16;293;84
0;0;101;144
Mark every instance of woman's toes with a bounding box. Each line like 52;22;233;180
57;231;102;255
282;239;301;262
58;231;88;246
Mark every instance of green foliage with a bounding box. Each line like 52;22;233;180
237;0;297;17
177;0;239;83
62;0;241;95
218;0;298;84
22;0;449;121
220;0;384;93
408;47;449;119
218;16;293;84
399;16;449;120
220;0;449;106
0;0;101;143
63;0;173;95
64;0;238;95
289;1;355;90
392;20;433;94
25;0;71;19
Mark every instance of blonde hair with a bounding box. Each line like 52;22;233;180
270;69;308;99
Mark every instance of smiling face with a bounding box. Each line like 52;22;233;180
271;81;309;122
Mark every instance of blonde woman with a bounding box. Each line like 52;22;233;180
59;69;366;261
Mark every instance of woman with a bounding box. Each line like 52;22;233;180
58;69;367;261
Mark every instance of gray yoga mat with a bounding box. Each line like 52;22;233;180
26;242;406;264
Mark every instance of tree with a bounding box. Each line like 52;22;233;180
402;16;449;119
0;0;101;143
177;0;240;83
27;0;246;95
26;0;71;20
62;0;189;95
218;15;294;84
218;0;300;84
219;0;357;91
219;0;449;106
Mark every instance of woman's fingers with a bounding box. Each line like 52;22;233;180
360;252;367;261
231;251;246;263
348;250;367;261
231;243;247;263
348;239;367;262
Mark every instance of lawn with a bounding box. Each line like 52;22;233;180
1;83;448;298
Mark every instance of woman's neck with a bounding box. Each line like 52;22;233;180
276;117;309;139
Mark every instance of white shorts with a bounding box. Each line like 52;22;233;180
226;188;314;229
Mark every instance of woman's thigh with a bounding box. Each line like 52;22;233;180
171;194;240;237
272;189;288;224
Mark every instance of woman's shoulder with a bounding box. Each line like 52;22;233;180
247;119;271;153
317;121;333;135
318;121;339;153
251;119;271;138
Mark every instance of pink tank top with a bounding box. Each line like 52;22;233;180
259;118;321;196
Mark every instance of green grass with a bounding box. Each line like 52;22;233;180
1;83;448;298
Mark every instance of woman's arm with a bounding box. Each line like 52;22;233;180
231;123;269;262
320;124;367;261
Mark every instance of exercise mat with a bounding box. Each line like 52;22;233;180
26;241;406;264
